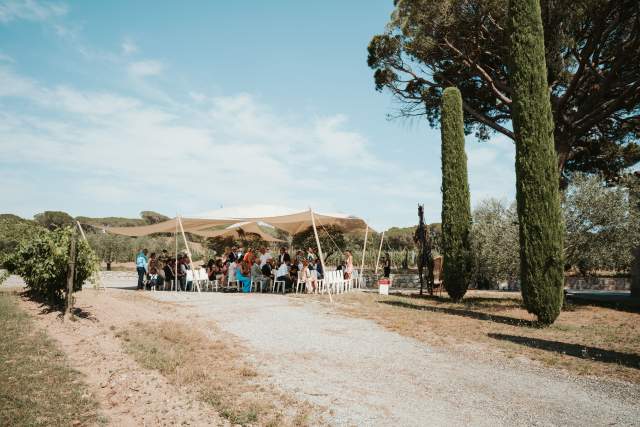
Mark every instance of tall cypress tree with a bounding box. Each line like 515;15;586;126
441;87;472;302
507;0;565;325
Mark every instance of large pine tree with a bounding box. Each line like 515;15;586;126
440;87;472;302
507;0;565;324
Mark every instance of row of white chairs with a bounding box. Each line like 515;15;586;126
156;267;367;294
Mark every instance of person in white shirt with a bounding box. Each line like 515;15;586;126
259;247;272;267
276;261;292;291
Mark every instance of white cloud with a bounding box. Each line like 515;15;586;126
128;60;164;77
121;39;138;56
0;0;67;23
0;66;388;223
0;65;518;229
0;52;14;62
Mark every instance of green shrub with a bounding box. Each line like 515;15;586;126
508;0;565;324
440;86;473;301
6;227;97;305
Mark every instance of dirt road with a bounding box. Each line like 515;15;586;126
9;272;640;426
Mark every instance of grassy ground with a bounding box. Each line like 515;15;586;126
118;321;317;427
0;292;98;426
315;290;640;383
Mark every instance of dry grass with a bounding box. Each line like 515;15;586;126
0;292;99;426
314;290;640;383
118;320;317;426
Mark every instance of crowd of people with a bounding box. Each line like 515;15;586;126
134;245;366;293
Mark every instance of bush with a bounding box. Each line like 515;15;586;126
6;227;97;305
0;214;44;267
508;0;565;325
440;87;473;301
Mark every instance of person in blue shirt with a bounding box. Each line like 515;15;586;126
136;249;148;290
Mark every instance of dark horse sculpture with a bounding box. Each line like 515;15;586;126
415;205;435;295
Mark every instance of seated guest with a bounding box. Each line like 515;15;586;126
288;262;299;291
250;258;263;291
312;258;324;280
236;260;252;293
261;258;273;291
276;261;293;291
206;259;217;281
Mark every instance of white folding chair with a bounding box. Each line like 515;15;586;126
295;271;306;293
227;274;239;292
250;277;264;293
272;274;285;294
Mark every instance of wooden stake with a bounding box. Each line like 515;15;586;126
358;225;369;288
310;209;332;303
178;215;200;292
374;231;385;277
65;230;77;320
76;221;105;291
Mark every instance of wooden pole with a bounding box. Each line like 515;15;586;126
374;231;385;277
178;215;199;292
175;217;179;292
65;229;77;320
76;221;105;291
310;209;332;303
358;225;369;288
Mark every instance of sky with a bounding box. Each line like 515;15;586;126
0;0;516;230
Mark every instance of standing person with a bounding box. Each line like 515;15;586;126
306;247;316;262
237;260;252;293
344;250;354;280
164;258;176;290
135;249;148;290
259;247;272;267
301;259;316;293
243;248;255;265
227;247;237;264
147;252;159;290
228;257;239;286
278;247;291;265
177;255;186;291
383;252;391;278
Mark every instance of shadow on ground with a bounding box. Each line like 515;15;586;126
488;333;640;369
379;299;538;328
19;290;95;320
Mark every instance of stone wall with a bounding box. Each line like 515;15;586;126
366;272;631;291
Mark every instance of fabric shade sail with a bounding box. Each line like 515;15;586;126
106;217;239;237
241;210;370;235
106;209;369;237
190;222;284;242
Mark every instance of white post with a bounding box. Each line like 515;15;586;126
76;221;106;291
310;209;332;303
178;215;200;292
374;231;385;277
358;225;369;289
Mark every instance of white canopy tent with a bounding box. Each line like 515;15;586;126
105;207;373;298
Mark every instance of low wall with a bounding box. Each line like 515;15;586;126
371;273;631;291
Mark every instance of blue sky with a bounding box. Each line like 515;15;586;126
0;0;515;230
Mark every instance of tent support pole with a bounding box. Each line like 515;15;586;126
175;217;179;292
76;221;106;291
178;215;200;292
358;225;369;288
374;231;385;277
310;209;332;303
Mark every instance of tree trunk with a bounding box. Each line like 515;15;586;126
631;246;640;299
106;261;111;271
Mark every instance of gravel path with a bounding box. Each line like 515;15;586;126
151;290;640;426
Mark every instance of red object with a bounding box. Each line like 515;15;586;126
378;278;391;286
